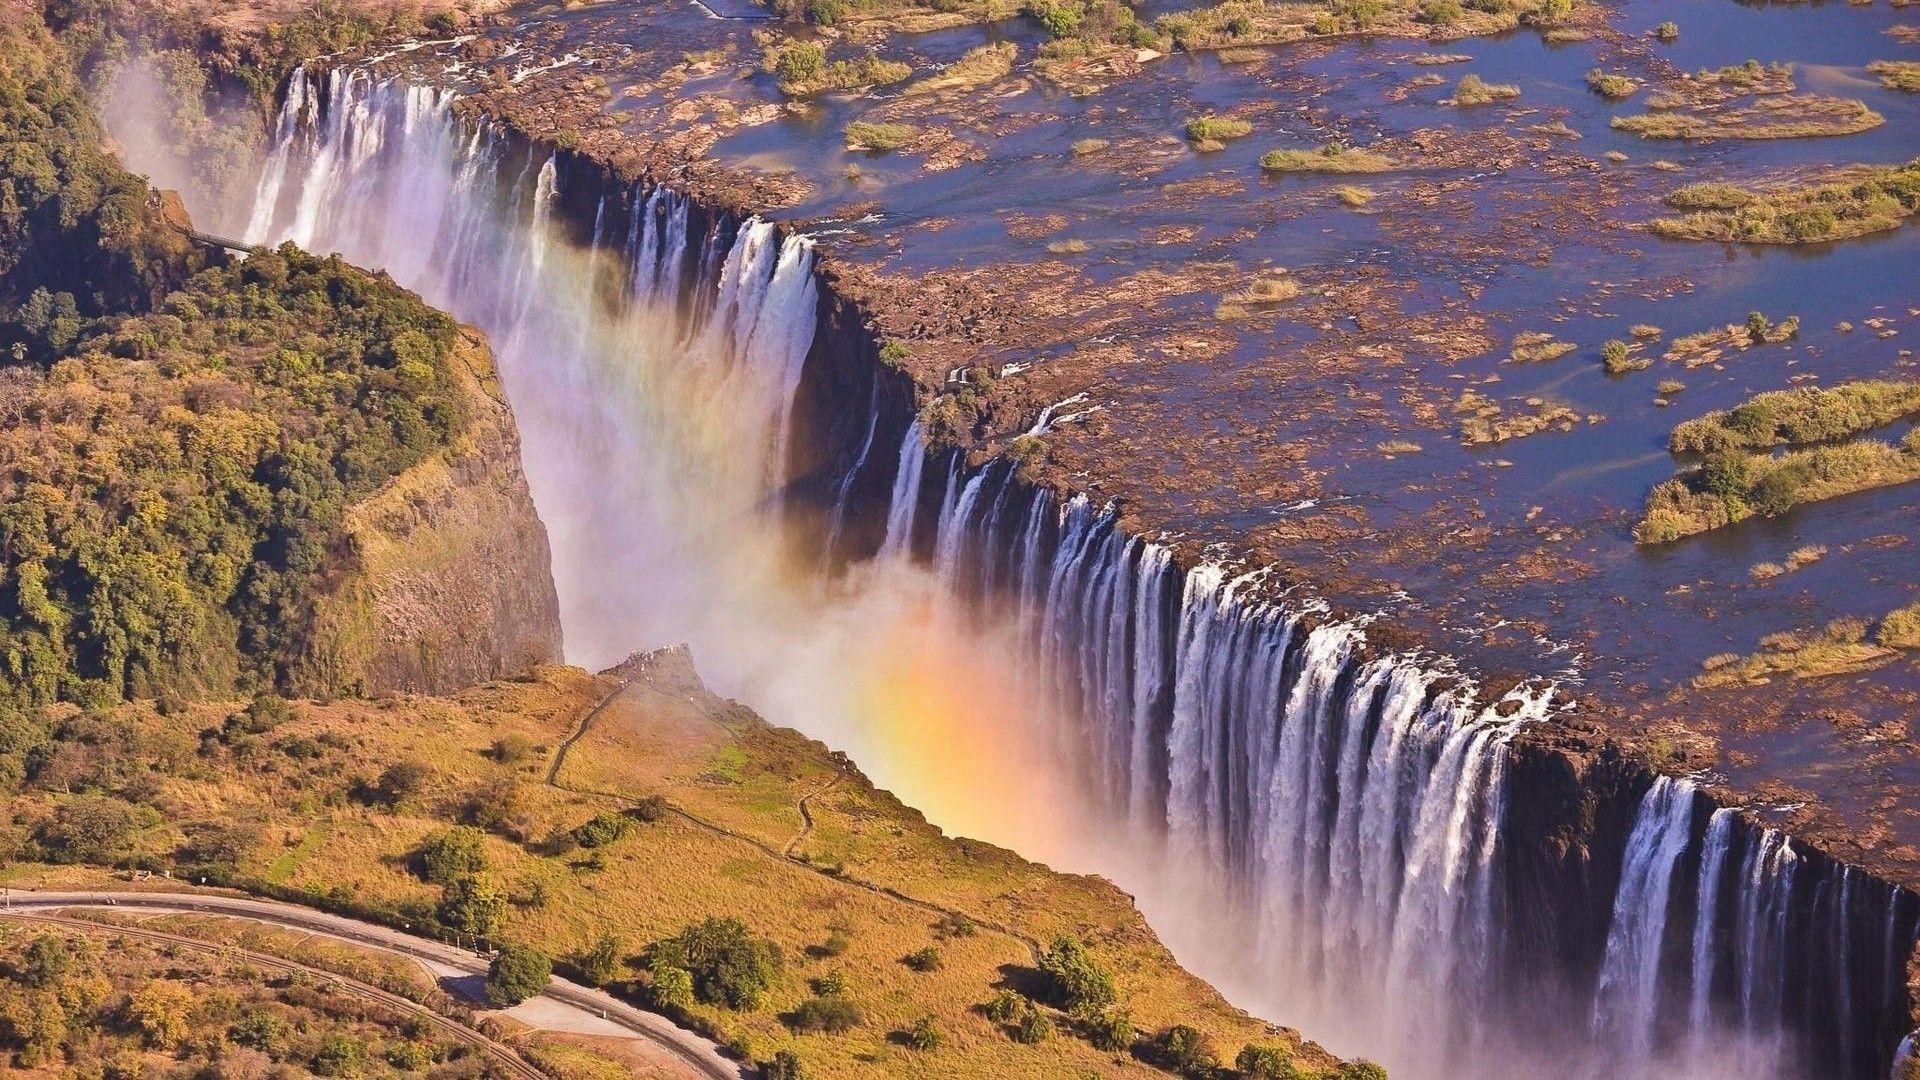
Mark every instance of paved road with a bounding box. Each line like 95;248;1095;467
1;889;748;1080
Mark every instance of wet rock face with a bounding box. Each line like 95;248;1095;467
298;329;564;697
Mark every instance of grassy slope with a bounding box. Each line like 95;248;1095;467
4;650;1333;1078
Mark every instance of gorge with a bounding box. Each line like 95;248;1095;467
204;55;1920;1080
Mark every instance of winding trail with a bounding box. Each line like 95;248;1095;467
782;778;839;858
0;891;747;1080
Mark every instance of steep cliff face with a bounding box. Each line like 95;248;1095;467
298;327;563;697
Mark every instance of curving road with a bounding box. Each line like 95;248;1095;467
0;889;748;1080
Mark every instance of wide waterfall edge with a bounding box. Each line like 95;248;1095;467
261;58;1920;1076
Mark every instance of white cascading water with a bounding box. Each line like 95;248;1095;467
207;63;1918;1080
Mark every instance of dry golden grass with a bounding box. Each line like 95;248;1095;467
904;41;1016;96
4;653;1320;1078
1694;618;1898;688
1612;95;1883;140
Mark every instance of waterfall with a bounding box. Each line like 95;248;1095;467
226;60;1920;1080
1593;776;1698;1066
877;419;927;560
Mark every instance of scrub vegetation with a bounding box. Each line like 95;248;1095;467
845;120;918;151
763;38;913;96
1868;60;1920;93
1612;95;1882;140
1186;114;1254;150
1666;380;1920;455
1636;429;1920;543
1649;161;1920;244
1694;606;1920;689
1260;143;1397;173
0;923;496;1075
1451;73;1520;105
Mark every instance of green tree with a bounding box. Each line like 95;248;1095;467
129;980;194;1048
310;1033;366;1076
439;875;508;937
667;917;783;1009
1340;1060;1390;1080
18;935;70;988
1039;934;1117;1017
486;943;553;1006
576;935;626;987
650;965;695;1010
417;825;488;884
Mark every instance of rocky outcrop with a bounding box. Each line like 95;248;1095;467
296;327;563;697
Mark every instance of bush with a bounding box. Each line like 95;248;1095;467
666;917;784;1009
1149;1025;1218;1076
1087;1008;1135;1052
633;794;671;822
903;946;943;972
1185;116;1254;145
649;965;695;1010
906;1015;943;1051
789;995;864;1033
489;734;537;766
845;121;917;151
1340;1061;1390;1080
1039;935;1116;1017
1586;70;1636;99
1237;1043;1293;1078
573;811;634;848
370;760;433;809
576;935;626;987
983;989;1026;1024
1453;73;1520;105
416;826;488;884
309;1033;366;1077
773;42;825;86
486;943;553;1005
1012;1007;1054;1045
763;1050;806;1080
438;875;508;937
1600;339;1636;374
